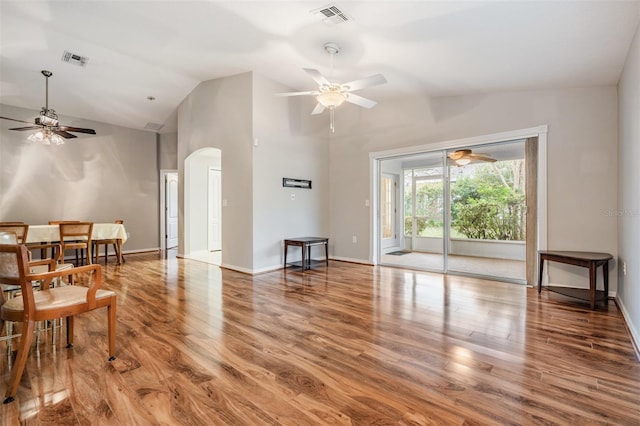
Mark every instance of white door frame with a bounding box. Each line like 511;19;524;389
208;167;222;251
160;169;178;250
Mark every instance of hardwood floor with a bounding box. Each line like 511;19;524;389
1;251;639;425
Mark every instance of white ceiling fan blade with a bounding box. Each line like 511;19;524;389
303;68;331;87
311;103;325;115
275;90;319;97
345;93;377;109
341;74;387;92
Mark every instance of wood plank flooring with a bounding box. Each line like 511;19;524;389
1;251;639;425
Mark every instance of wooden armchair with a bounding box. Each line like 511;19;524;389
0;243;116;404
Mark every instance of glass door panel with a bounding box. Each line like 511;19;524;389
379;152;444;272
446;140;526;281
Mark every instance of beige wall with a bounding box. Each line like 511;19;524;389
177;72;254;271
617;22;640;347
177;72;329;272
158;132;178;170
329;87;619;291
0;104;159;251
251;73;329;271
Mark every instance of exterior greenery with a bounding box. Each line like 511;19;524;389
451;161;526;241
404;160;526;241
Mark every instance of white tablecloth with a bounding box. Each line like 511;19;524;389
26;223;128;244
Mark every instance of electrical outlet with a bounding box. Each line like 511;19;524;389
352;235;357;243
365;199;370;207
623;261;627;276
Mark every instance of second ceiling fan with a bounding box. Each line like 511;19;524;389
277;42;386;132
0;70;96;145
448;149;497;166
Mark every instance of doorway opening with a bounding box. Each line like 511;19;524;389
184;147;222;266
372;127;547;285
160;170;179;250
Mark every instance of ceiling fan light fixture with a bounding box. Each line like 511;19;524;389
27;129;65;145
317;90;346;108
455;158;471;166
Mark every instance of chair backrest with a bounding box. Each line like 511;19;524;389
0;224;28;244
48;220;81;225
0;243;30;289
0;231;18;245
59;222;93;243
0;222;25;225
115;219;124;225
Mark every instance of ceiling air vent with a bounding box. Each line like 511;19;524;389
144;122;164;131
61;50;88;67
311;3;352;25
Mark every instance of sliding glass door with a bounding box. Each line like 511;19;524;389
378;139;529;283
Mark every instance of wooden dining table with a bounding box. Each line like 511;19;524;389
26;223;128;264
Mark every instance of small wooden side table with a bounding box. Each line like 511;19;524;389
538;250;613;309
284;237;329;271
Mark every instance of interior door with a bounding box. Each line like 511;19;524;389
165;173;179;249
381;173;399;251
208;168;222;251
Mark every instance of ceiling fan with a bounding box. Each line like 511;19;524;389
448;149;497;166
0;70;96;145
276;42;387;132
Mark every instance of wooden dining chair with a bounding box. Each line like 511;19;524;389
58;222;93;266
0;243;116;404
49;221;82;263
93;220;125;265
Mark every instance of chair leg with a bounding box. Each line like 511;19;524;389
66;316;74;348
107;298;116;361
4;320;35;404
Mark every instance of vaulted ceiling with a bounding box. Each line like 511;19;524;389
1;1;638;133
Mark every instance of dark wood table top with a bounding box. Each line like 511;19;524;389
284;237;328;244
538;250;613;261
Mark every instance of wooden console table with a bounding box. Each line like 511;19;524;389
284;237;329;271
538;250;613;309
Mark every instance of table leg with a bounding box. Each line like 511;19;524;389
284;243;288;268
325;242;329;267
307;245;312;269
589;262;597;310
116;239;123;265
301;244;306;272
603;261;609;305
538;256;544;293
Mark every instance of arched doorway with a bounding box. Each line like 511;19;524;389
184;147;222;265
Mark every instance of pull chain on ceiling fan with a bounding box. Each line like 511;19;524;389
276;42;387;133
0;70;96;145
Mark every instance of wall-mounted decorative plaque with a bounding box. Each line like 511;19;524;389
283;178;312;189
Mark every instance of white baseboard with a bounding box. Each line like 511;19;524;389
330;256;374;266
615;297;640;360
220;263;254;275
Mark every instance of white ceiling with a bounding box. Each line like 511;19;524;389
1;1;639;134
